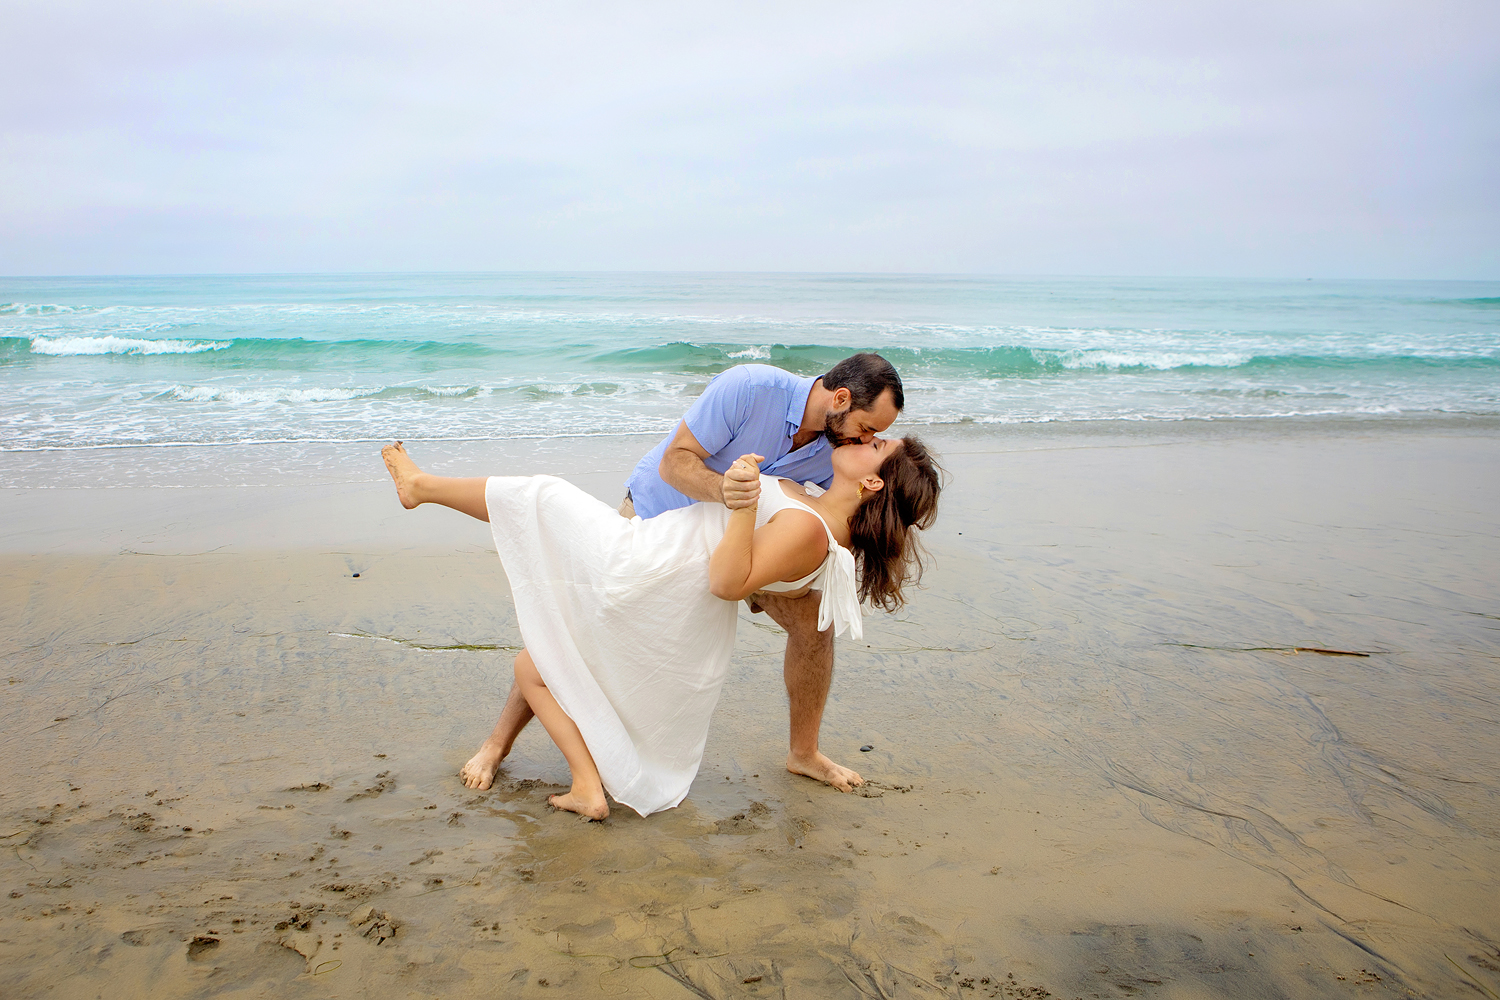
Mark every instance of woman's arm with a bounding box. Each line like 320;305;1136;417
709;458;828;602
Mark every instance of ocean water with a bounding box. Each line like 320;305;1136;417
2;272;1497;470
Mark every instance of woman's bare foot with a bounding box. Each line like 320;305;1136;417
458;687;534;791
459;739;508;790
548;787;609;821
787;750;864;792
381;441;425;509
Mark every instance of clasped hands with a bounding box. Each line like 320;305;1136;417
721;453;764;510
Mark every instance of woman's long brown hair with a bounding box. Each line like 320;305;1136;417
848;435;942;610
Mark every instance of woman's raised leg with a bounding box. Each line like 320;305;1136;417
382;441;489;522
513;650;609;820
384;441;602;817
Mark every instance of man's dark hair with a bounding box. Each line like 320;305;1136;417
822;352;904;413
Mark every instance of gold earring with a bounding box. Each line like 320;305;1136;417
857;483;864;500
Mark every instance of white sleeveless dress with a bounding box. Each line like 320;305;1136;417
484;474;862;816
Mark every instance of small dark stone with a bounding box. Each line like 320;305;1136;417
860;745;874;752
352;573;360;578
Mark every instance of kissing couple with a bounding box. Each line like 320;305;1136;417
381;352;940;819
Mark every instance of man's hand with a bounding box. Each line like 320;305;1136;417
722;453;763;510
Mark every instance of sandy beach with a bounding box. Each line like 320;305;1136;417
3;419;1498;998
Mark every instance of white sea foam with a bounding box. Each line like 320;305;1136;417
30;335;231;356
415;384;496;399
728;346;772;359
1043;349;1251;370
166;385;375;403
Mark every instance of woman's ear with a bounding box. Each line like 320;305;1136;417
862;475;885;494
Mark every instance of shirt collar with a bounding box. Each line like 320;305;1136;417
787;375;817;432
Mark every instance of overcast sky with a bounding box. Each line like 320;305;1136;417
2;1;1496;278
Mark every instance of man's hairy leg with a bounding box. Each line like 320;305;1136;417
754;592;864;791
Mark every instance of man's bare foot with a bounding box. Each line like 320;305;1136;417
548;786;609;821
787;751;864;792
381;441;424;509
459;739;508;790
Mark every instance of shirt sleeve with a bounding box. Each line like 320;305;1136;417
682;366;753;456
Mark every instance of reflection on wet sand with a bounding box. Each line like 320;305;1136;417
1;424;1497;998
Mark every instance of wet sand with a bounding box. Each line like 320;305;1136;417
2;421;1498;998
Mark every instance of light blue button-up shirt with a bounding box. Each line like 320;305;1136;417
625;364;834;519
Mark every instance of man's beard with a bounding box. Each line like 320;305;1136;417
822;410;861;447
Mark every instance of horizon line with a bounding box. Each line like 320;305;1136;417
3;269;1497;284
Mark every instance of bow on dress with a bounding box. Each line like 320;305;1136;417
817;544;863;641
797;481;864;641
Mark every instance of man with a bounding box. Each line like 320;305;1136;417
459;352;904;793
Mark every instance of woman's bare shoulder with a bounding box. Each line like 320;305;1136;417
760;505;829;563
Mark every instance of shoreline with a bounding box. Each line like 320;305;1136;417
2;423;1498;997
4;407;1499;496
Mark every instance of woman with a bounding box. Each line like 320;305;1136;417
380;434;940;820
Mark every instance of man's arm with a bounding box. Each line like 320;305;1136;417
659;421;760;509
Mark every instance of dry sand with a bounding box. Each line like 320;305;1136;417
2;420;1498;998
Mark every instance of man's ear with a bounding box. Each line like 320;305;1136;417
831;386;851;410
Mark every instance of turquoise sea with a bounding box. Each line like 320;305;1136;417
2;273;1497;481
